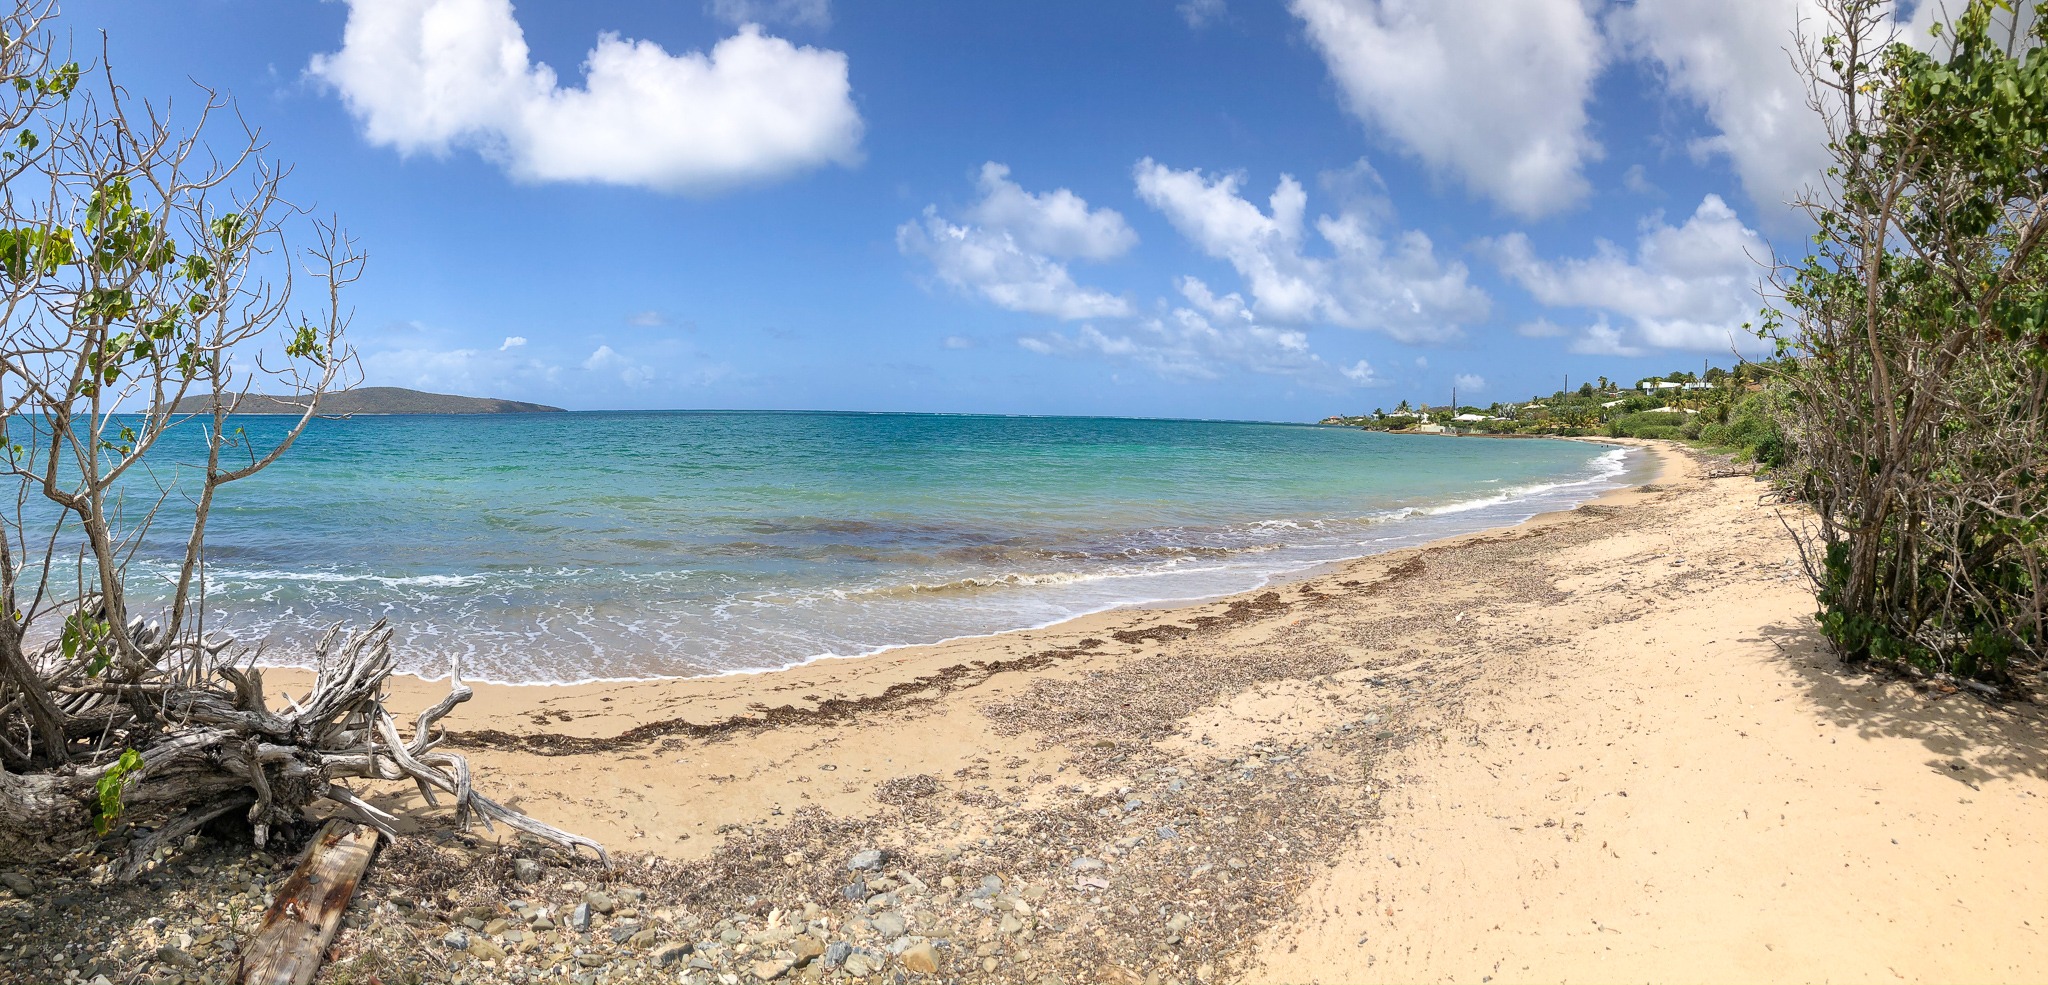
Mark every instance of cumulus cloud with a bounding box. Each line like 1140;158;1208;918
1133;158;1488;342
1340;359;1384;386
308;0;862;193
899;164;1134;320
941;335;977;349
1017;278;1373;388
1488;194;1771;355
1289;0;1605;218
1569;318;1648;357
626;310;672;327
708;0;830;29
1607;0;1964;219
1179;0;1227;28
1515;318;1568;338
968;163;1138;261
499;335;526;350
1453;373;1485;393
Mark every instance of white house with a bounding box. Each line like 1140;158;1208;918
1683;381;1714;391
1639;380;1684;391
1452;413;1493;423
1601;398;1629;408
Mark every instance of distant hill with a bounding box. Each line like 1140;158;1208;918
168;386;566;416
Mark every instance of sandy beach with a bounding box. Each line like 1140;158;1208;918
17;439;2044;984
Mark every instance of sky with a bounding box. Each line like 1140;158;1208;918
57;0;1945;420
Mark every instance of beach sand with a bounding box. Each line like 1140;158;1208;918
255;439;2048;983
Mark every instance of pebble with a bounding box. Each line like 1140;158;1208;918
584;891;616;915
1070;857;1106;871
871;912;907;937
0;872;33;897
442;930;469;950
512;859;544;882
570;903;591;932
609;920;643;944
791;937;826;963
841;952;875;977
845;850;885;872
897;941;940;975
751;957;794;980
653;943;694;967
1156;825;1179;840
468;938;509;962
822;942;852;969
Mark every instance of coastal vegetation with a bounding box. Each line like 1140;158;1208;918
1770;0;2047;682
0;0;596;873
1319;359;1789;464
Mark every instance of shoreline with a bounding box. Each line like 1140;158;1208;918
266;439;1653;694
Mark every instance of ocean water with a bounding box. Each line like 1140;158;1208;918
118;412;1640;683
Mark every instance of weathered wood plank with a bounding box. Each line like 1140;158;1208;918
237;819;382;985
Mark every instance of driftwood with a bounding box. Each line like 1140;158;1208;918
237;820;381;985
0;619;605;868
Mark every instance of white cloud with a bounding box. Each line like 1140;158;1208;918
1017;278;1373;388
1607;0;1825;216
1569;318;1648;357
900;164;1134;321
1133;158;1488;342
626;310;671;327
1289;0;1605;218
708;0;830;29
941;335;976;349
1180;0;1227;28
308;0;862;193
1489;194;1770;355
1340;359;1384;385
1622;164;1659;196
1607;0;1963;219
968;163;1138;261
360;344;562;397
1453;373;1485;393
499;335;526;350
582;345;624;371
1515;318;1567;338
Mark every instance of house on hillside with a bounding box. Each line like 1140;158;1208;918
1452;413;1494;423
1683;381;1714;391
1638;380;1684;392
1601;398;1629;408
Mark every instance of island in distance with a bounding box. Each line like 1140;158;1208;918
168;386;566;416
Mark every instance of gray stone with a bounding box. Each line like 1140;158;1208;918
822;942;852;969
1156;825;1179;840
752;957;796;981
0;872;32;897
720;927;745;944
442;930;470;949
653;943;694;967
846;849;885;872
1166;778;1186;793
629;928;659;949
513;859;544;882
576;952;606;968
1070;857;1106;871
154;946;197;969
840;879;867;902
570;903;591;932
1000;914;1025;935
609;920;644;944
791;937;826;963
842;952;874;977
870;912;907;937
585;891;617;915
468;938;509;961
462;916;487;931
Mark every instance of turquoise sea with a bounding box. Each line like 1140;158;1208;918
128;412;1641;683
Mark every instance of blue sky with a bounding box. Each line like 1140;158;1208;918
61;0;1932;420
